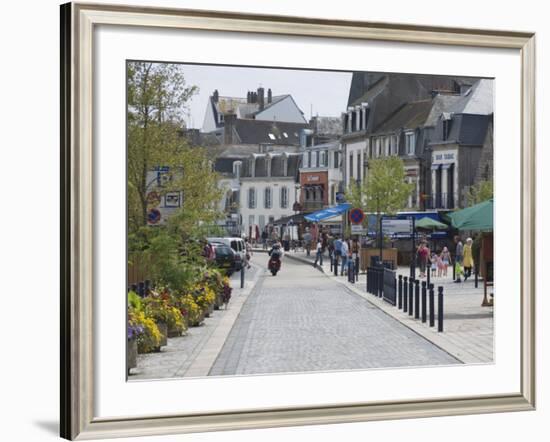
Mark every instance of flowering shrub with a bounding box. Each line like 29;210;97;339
178;294;202;326
128;309;161;353
192;284;216;311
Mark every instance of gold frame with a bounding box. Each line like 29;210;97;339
60;2;536;440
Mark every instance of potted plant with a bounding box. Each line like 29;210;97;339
126;319;143;374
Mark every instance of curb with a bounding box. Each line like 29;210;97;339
284;253;326;274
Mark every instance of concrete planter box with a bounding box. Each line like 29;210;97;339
155;322;168;350
127;338;137;374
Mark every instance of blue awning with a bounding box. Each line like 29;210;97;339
304;203;351;222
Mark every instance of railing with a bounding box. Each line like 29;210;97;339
302;201;325;211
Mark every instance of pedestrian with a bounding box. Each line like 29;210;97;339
454;260;464;283
417;241;430;278
313;239;323;267
436;252;444;277
463;237;474;281
261;228;268;250
341;238;349;275
303;229;312;256
454;235;464;266
430;252;438;278
440;246;452;277
245;239;252;269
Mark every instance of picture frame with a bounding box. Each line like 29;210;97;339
60;2;536;440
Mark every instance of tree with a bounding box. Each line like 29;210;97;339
127;61;200;230
466;180;493;206
345;157;413;243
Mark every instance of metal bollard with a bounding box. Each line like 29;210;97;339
355;257;360;282
429;283;435;327
408;278;414;316
330;254;333;272
397;275;403;310
475;268;479;288
241;265;245;289
405;277;410;312
410;262;415;280
421;281;427;323
414;279;420;319
349;261;355;284
427;265;431;286
438;286;444;332
334;255;338;276
379;268;384;298
452;259;456;280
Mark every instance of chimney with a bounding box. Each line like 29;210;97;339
258;87;265;111
224;113;237;145
213;89;219;103
247;91;251;103
267;88;272;104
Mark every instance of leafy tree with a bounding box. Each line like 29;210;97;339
127;61;199;230
345;157;413;243
466;180;493;206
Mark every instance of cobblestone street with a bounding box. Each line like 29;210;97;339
209;254;459;376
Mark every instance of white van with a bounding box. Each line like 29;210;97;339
207;237;246;270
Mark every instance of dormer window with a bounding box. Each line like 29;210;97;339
405;132;416;155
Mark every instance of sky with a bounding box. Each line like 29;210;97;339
170;63;353;129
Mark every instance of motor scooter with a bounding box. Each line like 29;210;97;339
268;251;282;276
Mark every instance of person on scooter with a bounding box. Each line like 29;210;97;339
268;241;283;274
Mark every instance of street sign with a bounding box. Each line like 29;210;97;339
349;207;365;224
351;224;366;234
147;208;161;225
146;191;161;208
382;218;413;234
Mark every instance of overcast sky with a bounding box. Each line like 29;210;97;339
173;63;353;129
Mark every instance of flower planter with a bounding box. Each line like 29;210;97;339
155;322;168;351
127;338;137;374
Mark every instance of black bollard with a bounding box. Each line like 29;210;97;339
410;262;415;280
330;253;333;272
438;286;444;332
421;281;427;323
334;255;338;276
349;261;355;284
397;275;403;310
408;278;414;316
429;283;435;327
475;268;479;288
355;257;360;282
240;265;245;288
452;259;456;280
414;279;420;319
427;265;431;286
403;276;408;312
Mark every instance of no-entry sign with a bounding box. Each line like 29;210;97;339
349;208;365;224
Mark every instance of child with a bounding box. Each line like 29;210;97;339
437;253;444;278
430;253;437;278
454;261;464;283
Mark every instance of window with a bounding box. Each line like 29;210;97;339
320;151;326;167
259;215;265;229
443;120;451;140
264;187;272;209
249;215;255;226
248;188;256;209
357;152;361;181
280;187;288;208
349;154;354;180
333;151;339;168
268;216;275;225
405;132;416;155
268;133;276;140
307;151;312;168
315;150;320;167
391;135;398;155
375;138;381;157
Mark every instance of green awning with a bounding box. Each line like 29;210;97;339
449;199;493;231
415;216;449;230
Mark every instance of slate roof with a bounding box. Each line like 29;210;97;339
430;113;491;146
373;100;433;134
233;119;308;145
241;153;301;178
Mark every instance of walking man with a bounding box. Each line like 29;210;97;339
313;239;323;267
341;238;349;275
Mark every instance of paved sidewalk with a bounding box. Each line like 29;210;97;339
285;250;494;364
130;263;263;380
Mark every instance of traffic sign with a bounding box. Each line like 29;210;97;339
147;208;161;225
351;224;366;234
349;208;365;224
382;218;413;234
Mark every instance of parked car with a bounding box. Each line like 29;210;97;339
208;242;238;276
207;237;246;270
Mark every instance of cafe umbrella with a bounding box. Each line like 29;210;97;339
448;198;493;231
